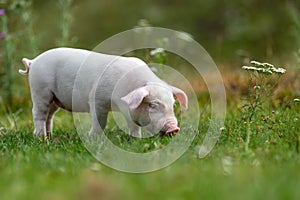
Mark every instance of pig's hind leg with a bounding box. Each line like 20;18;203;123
46;102;59;137
31;89;54;138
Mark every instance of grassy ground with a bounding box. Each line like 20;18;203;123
0;62;299;200
0;92;299;200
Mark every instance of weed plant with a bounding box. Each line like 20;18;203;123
241;60;288;153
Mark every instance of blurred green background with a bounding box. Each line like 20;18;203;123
0;0;299;105
0;0;300;107
24;0;300;57
30;0;300;61
2;0;300;57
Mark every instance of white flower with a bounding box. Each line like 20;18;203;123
176;31;194;42
136;19;151;27
254;85;261;90
242;66;257;71
250;60;274;68
259;68;273;74
150;48;165;56
243;61;286;75
271;67;286;74
262;62;274;68
242;65;273;74
294;98;300;102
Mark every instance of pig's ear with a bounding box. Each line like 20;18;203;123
121;87;149;110
171;86;188;110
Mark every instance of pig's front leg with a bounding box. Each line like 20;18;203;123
127;120;142;138
88;102;108;137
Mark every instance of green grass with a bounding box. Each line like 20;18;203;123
1;1;300;199
0;101;299;200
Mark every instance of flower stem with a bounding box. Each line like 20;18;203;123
245;118;251;153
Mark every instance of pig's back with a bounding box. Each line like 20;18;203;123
28;48;158;112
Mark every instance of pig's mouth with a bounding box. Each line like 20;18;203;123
159;127;180;136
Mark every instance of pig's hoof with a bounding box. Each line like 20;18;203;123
33;132;46;137
33;130;47;138
33;132;49;143
130;133;142;138
46;132;52;139
88;129;102;138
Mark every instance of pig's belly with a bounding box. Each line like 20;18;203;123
53;80;91;113
53;92;90;112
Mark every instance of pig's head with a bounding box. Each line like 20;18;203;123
121;82;188;135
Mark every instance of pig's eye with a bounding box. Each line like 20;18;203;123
148;103;158;109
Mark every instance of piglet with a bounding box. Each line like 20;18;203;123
19;48;188;138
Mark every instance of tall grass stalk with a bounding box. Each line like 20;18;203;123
57;0;74;46
22;0;38;55
1;12;14;106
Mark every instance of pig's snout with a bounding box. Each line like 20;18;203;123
166;127;180;134
160;117;180;135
